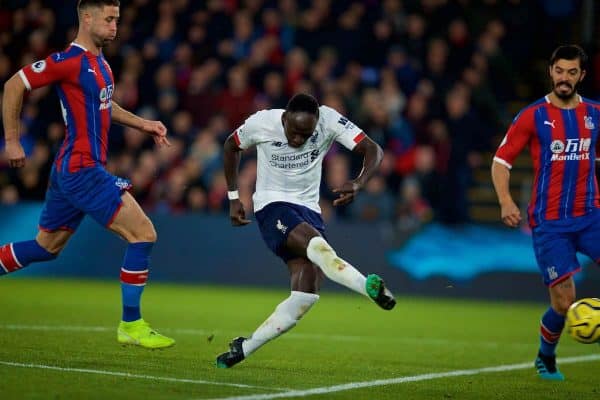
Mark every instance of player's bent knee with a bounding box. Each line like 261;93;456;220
36;240;61;255
142;223;157;243
35;232;70;255
558;298;575;315
126;219;157;243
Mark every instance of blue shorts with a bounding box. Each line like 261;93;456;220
255;202;325;263
39;167;132;232
532;211;600;286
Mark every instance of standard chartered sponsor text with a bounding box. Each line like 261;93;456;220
270;151;315;169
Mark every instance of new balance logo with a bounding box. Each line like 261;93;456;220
544;120;556;128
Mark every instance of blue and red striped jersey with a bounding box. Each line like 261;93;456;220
19;43;114;173
494;95;600;228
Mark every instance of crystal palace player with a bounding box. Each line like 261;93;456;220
1;0;174;349
492;45;600;380
216;93;396;368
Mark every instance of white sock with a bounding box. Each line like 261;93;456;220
306;236;367;296
242;291;319;356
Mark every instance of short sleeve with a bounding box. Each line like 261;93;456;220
322;106;366;150
494;108;534;169
19;53;75;91
233;111;269;150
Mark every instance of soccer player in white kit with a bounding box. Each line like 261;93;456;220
217;93;396;368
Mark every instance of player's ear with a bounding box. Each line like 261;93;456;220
579;69;586;82
281;111;287;127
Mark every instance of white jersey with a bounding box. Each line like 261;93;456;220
234;105;366;213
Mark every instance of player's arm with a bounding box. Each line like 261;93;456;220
491;162;521;227
111;101;170;147
333;135;383;206
223;131;251;226
491;110;532;228
2;73;28;167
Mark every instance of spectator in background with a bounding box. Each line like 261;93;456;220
217;65;256;130
439;85;484;224
0;0;590;229
350;174;395;222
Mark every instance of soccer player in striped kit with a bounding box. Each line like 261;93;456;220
492;45;600;380
216;93;396;368
1;0;174;349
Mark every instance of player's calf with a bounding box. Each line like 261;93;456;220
120;242;153;322
0;240;57;275
116;242;175;349
216;291;319;368
306;236;368;295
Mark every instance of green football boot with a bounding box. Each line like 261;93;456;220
366;274;396;310
117;319;175;349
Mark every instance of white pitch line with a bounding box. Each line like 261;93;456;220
203;354;600;400
0;324;531;348
0;360;288;391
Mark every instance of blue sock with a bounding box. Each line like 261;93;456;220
539;307;565;356
0;240;56;275
120;242;154;322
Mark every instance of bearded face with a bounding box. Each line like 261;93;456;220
549;59;585;100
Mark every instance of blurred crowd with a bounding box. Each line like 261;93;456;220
1;0;599;234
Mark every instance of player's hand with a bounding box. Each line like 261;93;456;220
500;199;521;228
5;140;26;168
229;199;251;226
142;120;171;147
332;180;361;206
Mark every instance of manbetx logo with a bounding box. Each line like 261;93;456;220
550;138;591;161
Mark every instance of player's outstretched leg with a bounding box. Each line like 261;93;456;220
117;242;175;349
306;236;396;310
216;291;319;368
535;306;565;380
0;240;57;275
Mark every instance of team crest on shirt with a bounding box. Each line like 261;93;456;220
32;60;46;73
584;116;595;130
309;131;319;149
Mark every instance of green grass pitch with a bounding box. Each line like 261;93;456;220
0;278;598;399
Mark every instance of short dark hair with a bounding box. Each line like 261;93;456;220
78;0;120;12
549;45;588;69
286;93;319;115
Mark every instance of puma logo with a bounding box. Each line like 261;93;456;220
544;120;556;129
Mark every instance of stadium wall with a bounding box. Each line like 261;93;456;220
2;204;599;302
